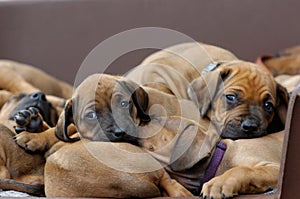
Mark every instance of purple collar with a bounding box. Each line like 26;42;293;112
199;141;227;192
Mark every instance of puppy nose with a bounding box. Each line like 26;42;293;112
30;92;46;101
241;119;259;133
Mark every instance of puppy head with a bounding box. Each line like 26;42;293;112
55;74;151;143
1;92;58;126
188;61;289;139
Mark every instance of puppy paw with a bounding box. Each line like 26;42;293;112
14;107;43;133
201;175;238;199
13;132;49;152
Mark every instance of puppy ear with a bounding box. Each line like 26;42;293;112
276;83;290;108
118;80;151;122
268;83;290;133
188;68;230;117
55;99;80;142
169;119;219;171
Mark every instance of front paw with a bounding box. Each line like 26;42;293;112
13;132;49;152
201;175;238;199
14;107;43;133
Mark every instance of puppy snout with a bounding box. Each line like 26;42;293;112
15;110;31;126
241;119;259;133
112;126;125;137
30;92;46;101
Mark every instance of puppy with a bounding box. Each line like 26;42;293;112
13;73;286;198
200;85;300;198
188;62;289;139
0;92;59;196
0;60;73;101
36;74;194;197
48;91;288;199
135;116;283;198
256;45;300;93
126;42;238;99
48;72;278;198
256;45;300;76
14;73;197;151
44;139;193;198
127;42;289;139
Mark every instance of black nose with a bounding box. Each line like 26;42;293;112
241;119;259;133
30;92;46;101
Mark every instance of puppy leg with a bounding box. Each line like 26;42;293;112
14;125;77;152
16;175;44;186
201;165;279;199
14;128;56;152
159;171;193;197
0;90;13;109
0;68;39;94
0;165;11;179
0;179;44;196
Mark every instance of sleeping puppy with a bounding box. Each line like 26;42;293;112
128;42;289;139
256;45;300;93
256;45;300;76
0;92;60;196
14;73;197;151
0;60;73;101
126;42;238;99
41;74;194;197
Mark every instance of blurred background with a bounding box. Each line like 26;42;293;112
0;0;299;84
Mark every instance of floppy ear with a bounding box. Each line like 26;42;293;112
118;80;151;122
55;99;80;142
188;68;231;117
169;120;219;171
268;83;290;133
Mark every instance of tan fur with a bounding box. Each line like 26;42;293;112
201;131;283;198
44;140;192;198
14;74;198;151
0;93;60;195
257;45;300;76
129;42;289;138
126;42;238;99
0;60;73;99
15;74;194;197
137;117;283;199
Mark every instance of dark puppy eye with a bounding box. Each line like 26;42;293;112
264;101;274;112
85;111;97;120
120;101;131;108
225;94;237;104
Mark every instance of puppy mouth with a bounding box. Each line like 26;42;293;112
111;127;126;138
102;125;138;144
105;126;126;138
221;122;267;139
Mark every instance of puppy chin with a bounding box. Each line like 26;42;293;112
221;126;267;140
87;131;138;144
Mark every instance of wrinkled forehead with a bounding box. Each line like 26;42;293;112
72;74;124;108
223;63;277;100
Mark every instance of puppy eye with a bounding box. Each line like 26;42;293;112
120;101;131;108
264;101;274;112
225;94;237;104
85;111;97;120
